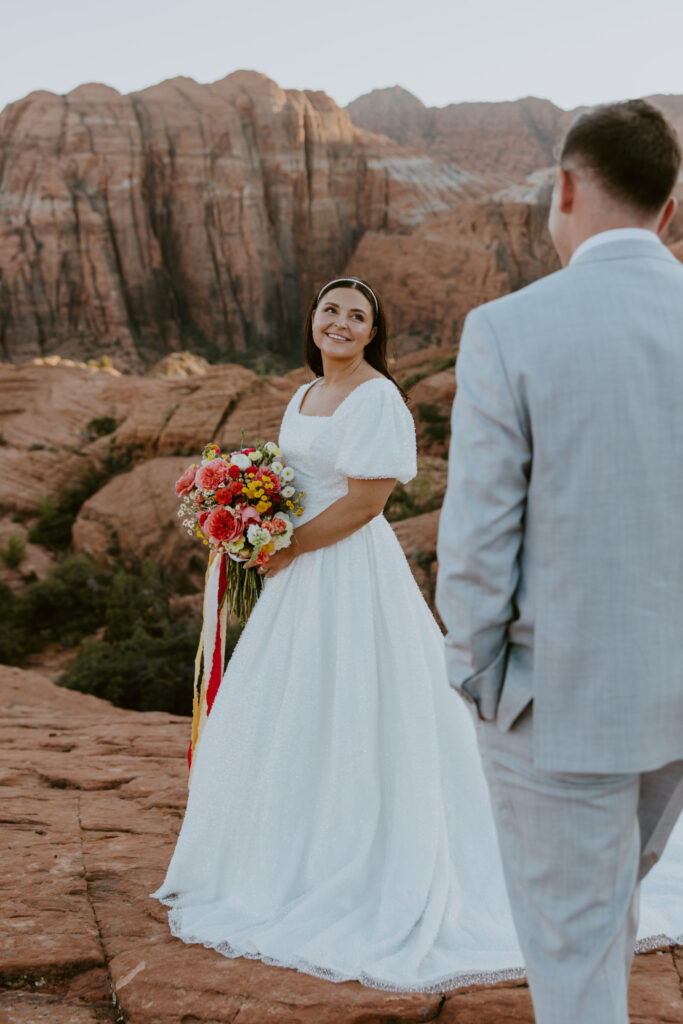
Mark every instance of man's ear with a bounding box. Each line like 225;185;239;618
657;195;677;236
558;166;575;214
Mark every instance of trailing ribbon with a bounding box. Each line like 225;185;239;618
187;548;228;785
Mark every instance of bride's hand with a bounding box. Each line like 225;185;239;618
258;543;297;579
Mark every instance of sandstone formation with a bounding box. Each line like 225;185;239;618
0;357;454;592
347;87;683;179
2;665;681;1023
0;72;492;371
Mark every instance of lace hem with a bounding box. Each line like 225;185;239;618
150;892;681;994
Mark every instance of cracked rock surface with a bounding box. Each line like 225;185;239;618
1;665;681;1023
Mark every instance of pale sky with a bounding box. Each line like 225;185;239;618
3;0;683;115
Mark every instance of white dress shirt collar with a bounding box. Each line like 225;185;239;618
569;228;663;265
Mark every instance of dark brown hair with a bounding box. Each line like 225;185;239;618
304;277;408;402
559;99;681;214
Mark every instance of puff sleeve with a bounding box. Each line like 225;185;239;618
334;379;418;484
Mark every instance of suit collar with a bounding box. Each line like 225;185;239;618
570;236;680;268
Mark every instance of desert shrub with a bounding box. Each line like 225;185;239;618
0;582;35;663
28;465;104;552
416;402;450;444
18;554;109;648
85;415;117;439
57;557;242;715
400;371;429;391
58;622;202;715
1;530;26;569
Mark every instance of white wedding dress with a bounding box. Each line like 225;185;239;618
151;376;683;991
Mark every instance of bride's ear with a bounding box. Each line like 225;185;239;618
366;326;377;344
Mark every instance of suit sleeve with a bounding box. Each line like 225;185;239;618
435;307;531;719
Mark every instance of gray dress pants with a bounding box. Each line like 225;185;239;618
476;704;683;1024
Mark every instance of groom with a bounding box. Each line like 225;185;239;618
436;99;683;1024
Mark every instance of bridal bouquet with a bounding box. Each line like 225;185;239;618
175;439;305;624
175;438;304;777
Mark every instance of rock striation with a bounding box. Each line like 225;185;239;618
1;665;681;1023
0;72;491;370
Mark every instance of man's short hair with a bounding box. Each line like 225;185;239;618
559;99;681;214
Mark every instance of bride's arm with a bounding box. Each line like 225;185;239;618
262;477;397;576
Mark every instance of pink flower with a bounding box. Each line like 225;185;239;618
175;465;197;496
204;506;242;545
195;461;231;492
254;467;281;493
197;510;210;529
270;516;288;533
239;505;262;529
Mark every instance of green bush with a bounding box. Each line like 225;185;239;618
416;402;450;445
1;530;26;569
28;466;104;552
18;554;109;648
85;416;117;439
0;582;36;663
57;557;242;715
58;622;203;715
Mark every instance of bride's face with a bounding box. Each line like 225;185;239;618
311;288;377;362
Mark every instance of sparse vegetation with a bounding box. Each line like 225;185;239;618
0;553;240;716
28;466;105;552
84;415;117;440
416;401;450;443
400;371;429;391
58;558;241;715
1;530;26;569
384;460;446;522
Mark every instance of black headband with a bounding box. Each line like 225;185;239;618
316;277;379;316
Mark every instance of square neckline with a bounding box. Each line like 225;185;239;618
297;376;387;418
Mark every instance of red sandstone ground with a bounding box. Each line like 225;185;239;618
2;666;681;1023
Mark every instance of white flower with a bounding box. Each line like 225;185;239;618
264;442;282;456
247;524;271;547
248;450;263;463
230;452;252;470
280;466;294;482
228;536;245;552
270;460;284;475
271;533;290;551
281;485;295;498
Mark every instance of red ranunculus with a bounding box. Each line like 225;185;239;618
204;506;242;545
214;487;232;505
227;464;241;479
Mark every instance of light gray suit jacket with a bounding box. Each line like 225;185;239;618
436;236;683;773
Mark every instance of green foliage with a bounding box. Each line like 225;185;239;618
431;355;457;373
84;416;117;440
0;582;35;663
28;466;105;552
57;558;242;716
416;402;450;444
19;555;109;648
400;371;429;391
384;461;445;523
1;530;26;569
58;622;202;716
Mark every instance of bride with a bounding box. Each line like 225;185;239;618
151;276;682;991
